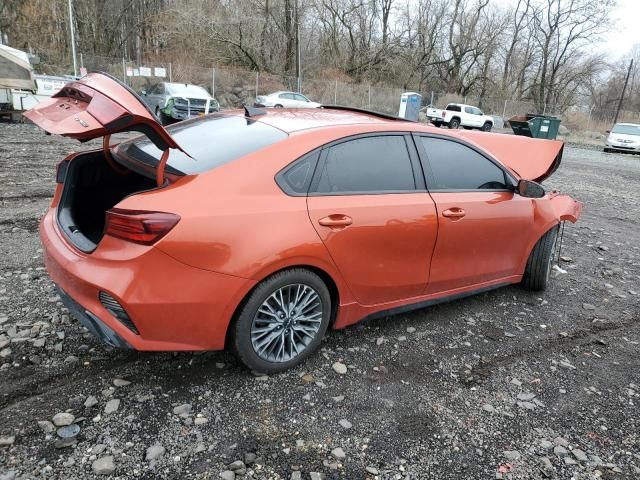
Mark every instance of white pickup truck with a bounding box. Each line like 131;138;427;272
426;103;494;131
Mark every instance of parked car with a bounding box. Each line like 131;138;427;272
604;123;640;153
427;103;494;131
255;91;321;108
25;73;582;373
140;82;219;125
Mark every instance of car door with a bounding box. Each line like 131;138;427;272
278;92;295;107
294;93;310;107
306;133;438;306
414;135;535;294
464;106;481;127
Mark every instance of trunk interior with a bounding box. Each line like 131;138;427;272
58;151;156;252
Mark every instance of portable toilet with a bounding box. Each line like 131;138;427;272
398;92;422;121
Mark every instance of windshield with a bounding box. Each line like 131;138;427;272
114;115;288;174
611;124;640;136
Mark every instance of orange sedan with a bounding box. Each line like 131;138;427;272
25;73;582;373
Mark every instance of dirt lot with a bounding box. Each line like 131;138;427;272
0;123;639;480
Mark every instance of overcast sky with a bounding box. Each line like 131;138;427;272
494;0;639;59
602;0;640;58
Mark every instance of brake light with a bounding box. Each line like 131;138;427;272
441;111;445;117
104;209;180;245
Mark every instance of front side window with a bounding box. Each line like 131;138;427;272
313;136;415;194
464;106;473;114
419;137;508;190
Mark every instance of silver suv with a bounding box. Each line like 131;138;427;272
140;82;219;124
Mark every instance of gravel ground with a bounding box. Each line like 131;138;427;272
0;123;639;480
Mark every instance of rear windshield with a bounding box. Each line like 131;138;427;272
611;124;640;136
115;115;288;174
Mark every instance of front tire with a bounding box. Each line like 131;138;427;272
481;122;493;132
231;269;331;374
448;118;460;129
521;226;559;291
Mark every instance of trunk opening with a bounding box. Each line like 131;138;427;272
57;151;157;252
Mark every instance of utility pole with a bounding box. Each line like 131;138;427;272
295;0;301;92
613;58;633;125
67;0;78;77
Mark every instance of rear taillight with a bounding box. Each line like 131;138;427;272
104;209;180;245
441;111;445;118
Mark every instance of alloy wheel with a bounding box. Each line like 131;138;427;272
250;283;323;363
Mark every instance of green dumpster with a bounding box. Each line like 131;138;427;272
508;114;561;140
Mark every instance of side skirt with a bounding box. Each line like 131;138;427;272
359;281;512;324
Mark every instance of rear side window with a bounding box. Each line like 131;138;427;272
277;151;319;195
115;115;288;174
446;104;461;112
419;137;507;190
313;136;415;194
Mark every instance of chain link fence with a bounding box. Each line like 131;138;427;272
75;53;640;142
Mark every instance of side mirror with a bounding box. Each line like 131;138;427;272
517;179;545;198
140;90;147;96
605;129;610;134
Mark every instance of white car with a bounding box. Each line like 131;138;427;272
255;91;321;109
426;103;494;131
604;123;640;153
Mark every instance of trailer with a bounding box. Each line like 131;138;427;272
0;44;36;121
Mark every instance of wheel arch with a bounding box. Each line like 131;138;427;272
224;264;342;349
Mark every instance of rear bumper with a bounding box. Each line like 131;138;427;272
57;287;132;349
40;208;255;351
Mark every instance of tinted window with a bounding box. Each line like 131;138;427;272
420;137;507;190
314;136;415;194
446;104;461;112
464;106;473;114
277;151;319;194
279;93;294;99
115;115;288;174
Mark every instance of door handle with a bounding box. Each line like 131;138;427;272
318;214;353;228
442;208;466;219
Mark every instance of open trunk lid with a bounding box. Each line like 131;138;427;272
457;130;563;183
24;71;185;155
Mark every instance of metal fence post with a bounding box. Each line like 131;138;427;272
212;67;215;97
255;72;259;98
169;63;172;82
122;58;126;84
80;53;84;69
502;99;508;119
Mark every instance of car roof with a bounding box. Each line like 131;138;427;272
615;122;640;127
244;107;402;133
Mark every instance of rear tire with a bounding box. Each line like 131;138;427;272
481;122;493;132
274;104;284;108
448;118;460;129
521;226;559;291
431;121;443;128
231;269;331;374
603;148;611;153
